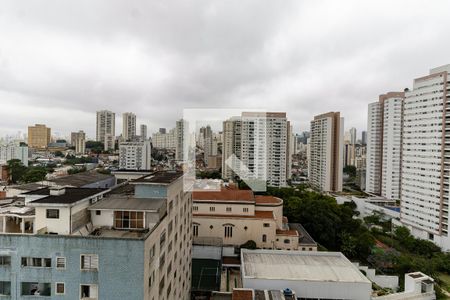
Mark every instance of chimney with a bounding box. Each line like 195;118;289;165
49;186;66;196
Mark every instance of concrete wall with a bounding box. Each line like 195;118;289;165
0;234;145;300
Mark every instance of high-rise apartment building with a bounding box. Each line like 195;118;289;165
152;128;177;149
0;141;28;166
140;124;148;141
400;65;450;249
119;140;152;170
350;127;357;145
222;117;241;179
308;112;344;192
122;112;137;141
240;112;288;187
175;120;185;161
365;92;404;199
361;131;367;145
96;110;115;151
28;124;51;149
70;130;86;154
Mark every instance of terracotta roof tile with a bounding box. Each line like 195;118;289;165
255;195;282;205
193;188;254;202
276;229;299;236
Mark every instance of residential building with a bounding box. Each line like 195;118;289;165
96;110;115;151
0;171;192;300
176;119;186;161
399;64;450;250
0;141;28;166
365;92;404;200
240;112;289;187
122;112;137;141
308;112;344;192
350;127;357;145
28;124;51;149
361;131;367;145
222;117;241;180
119;140;152;170
71;130;86;154
152;128;176;149
140;124;148;141
199;126;213;166
192;185;316;251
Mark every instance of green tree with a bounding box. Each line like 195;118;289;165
6;159;27;183
54;150;64;157
343;165;357;178
21;167;48;183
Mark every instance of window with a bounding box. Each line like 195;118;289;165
168;221;173;235
262;234;267;242
80;254;98;271
159;276;165;294
149;245;156;262
0;281;11;296
243;207;249;213
149;270;155;288
193;224;199;237
224;225;233;238
226;207;232;212
80;284;98;299
159;252;165;270
56;257;66;269
55;282;65;295
263;223;270;228
160;231;166;249
96;210;101;216
209;206;215;212
21;257;51;268
193;206;198;211
284;239;290;244
0;256;11;266
46;209;59;219
21;282;51;296
114;211;144;229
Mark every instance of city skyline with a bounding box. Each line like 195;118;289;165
2;1;450;137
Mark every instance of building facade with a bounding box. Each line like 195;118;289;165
96;110;115;151
0;171;192;300
0;141;28;166
122;112;137;141
152;128;176;150
28;124;51;149
140;124;148;141
365;92;404;199
400;65;450;250
308;112;344;192
119;140;152;170
71;130;86;154
222;117;241;180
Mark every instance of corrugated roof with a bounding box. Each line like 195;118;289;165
28;188;106;205
88;196;166;211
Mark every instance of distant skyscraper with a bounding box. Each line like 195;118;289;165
350;127;357;145
400;65;450;249
175;119;186;161
222;117;242;179
28;124;51;149
361;131;367;145
71;130;86;154
159;128;166;134
365;92;404;199
96;110;115;151
118;140;152;170
122;112;136;141
140;124;147;141
309;112;344;192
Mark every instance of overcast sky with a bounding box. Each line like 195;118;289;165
1;0;450;140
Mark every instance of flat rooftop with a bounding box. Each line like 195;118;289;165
132;171;183;184
241;250;370;284
88;195;166;211
46;170;113;187
28;188;107;205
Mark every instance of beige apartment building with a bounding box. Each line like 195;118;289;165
192;185;316;251
28;124;51;149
